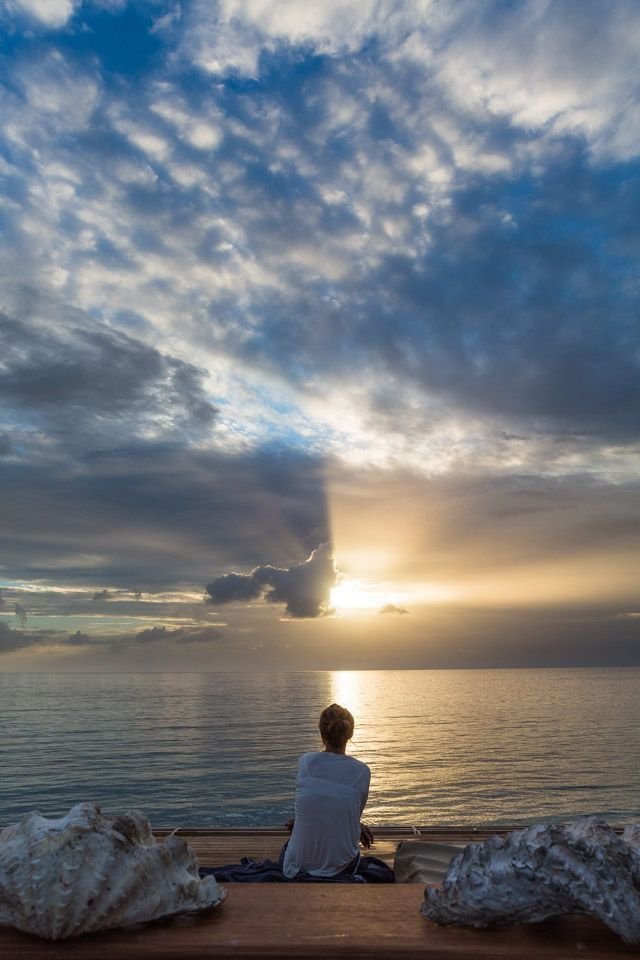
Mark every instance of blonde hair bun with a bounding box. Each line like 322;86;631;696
319;703;354;749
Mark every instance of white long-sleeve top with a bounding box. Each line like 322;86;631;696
282;751;371;878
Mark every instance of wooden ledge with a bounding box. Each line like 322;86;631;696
0;884;635;959
152;825;530;869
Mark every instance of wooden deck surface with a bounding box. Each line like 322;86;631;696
155;824;523;867
1;827;633;958
0;884;635;959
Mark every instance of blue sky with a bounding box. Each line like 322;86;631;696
0;0;638;669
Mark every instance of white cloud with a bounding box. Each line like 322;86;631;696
11;50;100;135
126;129;171;163
6;0;77;28
151;4;182;35
217;0;383;52
150;94;222;151
178;0;640;163
180;0;441;77
434;1;640;161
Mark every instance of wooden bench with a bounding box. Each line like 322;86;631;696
0;884;635;959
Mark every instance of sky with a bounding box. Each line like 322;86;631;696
0;0;638;671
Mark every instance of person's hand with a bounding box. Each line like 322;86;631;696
284;817;295;832
359;822;374;849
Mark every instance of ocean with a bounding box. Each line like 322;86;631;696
1;669;639;828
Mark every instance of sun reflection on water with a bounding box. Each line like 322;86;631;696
330;670;388;783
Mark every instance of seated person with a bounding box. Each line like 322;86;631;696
282;703;374;880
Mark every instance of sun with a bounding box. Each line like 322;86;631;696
330;578;394;614
330;574;460;616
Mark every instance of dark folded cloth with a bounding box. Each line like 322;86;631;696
357;855;396;883
200;854;394;884
200;857;289;883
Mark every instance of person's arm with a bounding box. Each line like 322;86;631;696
359;822;374;848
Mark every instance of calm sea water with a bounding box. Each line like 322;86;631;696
1;669;639;828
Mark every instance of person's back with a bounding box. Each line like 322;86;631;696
282;703;372;879
283;750;370;878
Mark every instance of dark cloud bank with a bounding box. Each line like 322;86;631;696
2;605;639;670
0;438;330;590
0;300;216;451
0;621;223;656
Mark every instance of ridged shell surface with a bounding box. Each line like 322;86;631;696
0;803;225;940
422;816;640;944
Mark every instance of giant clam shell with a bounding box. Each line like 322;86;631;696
0;803;225;940
422;816;640;944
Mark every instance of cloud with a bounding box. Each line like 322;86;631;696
0;621;224;658
207;543;337;618
4;0;77;29
205;573;263;604
379;603;408;615
435;0;640;161
14;603;28;627
222;138;640;453
179;0;640;161
2;604;640;669
329;462;640;608
0;621;57;653
0;445;329;590
0;294;216;456
126;625;224;646
179;0;419;76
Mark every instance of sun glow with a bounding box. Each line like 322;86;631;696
330;578;389;612
330;671;368;744
327;470;461;618
330;577;457;615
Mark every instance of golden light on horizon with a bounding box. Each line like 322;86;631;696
330;578;389;612
327;466;640;615
328;469;463;616
330;576;459;615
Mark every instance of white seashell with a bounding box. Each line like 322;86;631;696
422;817;640;944
0;803;226;940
